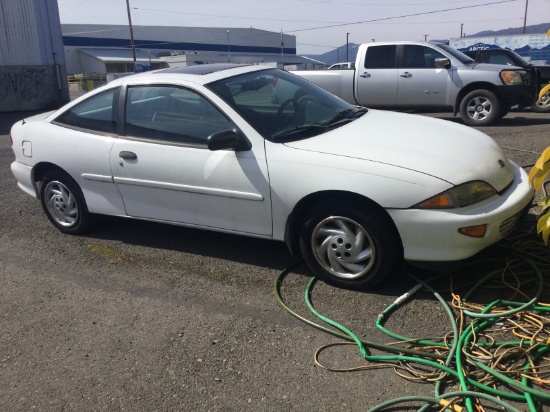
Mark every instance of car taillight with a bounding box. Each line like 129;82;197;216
9;133;13;146
272;78;279;87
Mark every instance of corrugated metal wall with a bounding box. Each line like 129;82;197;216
0;0;69;112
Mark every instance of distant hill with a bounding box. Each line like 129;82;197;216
472;22;550;37
303;23;550;66
302;43;360;66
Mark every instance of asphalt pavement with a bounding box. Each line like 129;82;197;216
1;108;549;411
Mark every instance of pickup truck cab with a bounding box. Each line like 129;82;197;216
292;41;537;126
462;48;550;112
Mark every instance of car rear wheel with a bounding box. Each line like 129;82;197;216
531;87;550;113
39;171;93;235
459;89;501;126
299;201;402;290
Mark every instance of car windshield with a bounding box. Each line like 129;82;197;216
207;68;365;142
434;43;474;64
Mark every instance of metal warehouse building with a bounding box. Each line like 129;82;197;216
61;24;320;75
0;0;70;113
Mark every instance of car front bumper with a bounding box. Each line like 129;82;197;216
387;162;534;262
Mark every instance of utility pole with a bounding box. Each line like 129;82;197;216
461;23;464;37
227;30;230;62
424;34;429;41
346;33;349;62
523;0;529;34
125;0;137;69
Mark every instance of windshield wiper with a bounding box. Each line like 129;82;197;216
324;107;368;126
272;124;326;139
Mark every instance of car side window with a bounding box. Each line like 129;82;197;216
55;88;119;134
403;45;445;68
124;85;231;145
365;45;397;69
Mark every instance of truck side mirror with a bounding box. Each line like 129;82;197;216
435;57;451;69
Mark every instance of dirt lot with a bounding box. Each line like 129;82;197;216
1;109;549;411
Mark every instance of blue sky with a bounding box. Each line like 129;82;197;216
57;0;550;54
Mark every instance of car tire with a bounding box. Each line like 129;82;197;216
531;88;550;113
39;171;93;235
299;201;402;290
459;89;501;126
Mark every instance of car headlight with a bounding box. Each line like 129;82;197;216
500;70;525;85
415;181;496;209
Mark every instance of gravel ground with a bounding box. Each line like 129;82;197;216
1;108;549;411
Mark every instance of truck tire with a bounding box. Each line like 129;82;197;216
532;85;550;113
459;89;501;126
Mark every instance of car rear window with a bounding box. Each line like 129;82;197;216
55;88;119;134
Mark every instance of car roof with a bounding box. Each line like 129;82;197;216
156;63;247;76
111;63;272;87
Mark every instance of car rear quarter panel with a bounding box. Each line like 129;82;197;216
11;120;127;216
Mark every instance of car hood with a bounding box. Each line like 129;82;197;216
284;109;515;191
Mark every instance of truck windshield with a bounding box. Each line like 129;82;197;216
434;43;474;64
207;69;362;142
507;50;531;67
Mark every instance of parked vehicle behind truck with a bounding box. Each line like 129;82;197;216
461;48;550;113
290;41;537;126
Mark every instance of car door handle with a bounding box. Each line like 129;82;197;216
359;72;371;78
400;72;412;78
119;151;137;160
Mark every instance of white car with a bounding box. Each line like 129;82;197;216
10;64;534;289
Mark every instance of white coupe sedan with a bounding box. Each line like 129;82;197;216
10;64;534;289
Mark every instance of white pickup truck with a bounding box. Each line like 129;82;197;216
291;41;537;126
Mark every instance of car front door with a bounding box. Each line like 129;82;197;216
395;45;450;107
111;84;273;236
355;44;398;107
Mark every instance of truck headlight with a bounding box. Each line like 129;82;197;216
500;71;524;85
415;181;496;209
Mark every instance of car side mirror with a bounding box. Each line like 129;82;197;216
207;129;252;152
434;57;451;69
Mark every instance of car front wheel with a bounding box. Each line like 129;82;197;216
39;171;93;235
299;202;402;290
459;89;501;126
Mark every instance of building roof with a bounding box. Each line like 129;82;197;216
77;48;165;63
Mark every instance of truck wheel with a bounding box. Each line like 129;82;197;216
531;86;550;113
299;201;402;290
459;89;501;126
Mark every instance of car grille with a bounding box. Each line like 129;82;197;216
499;209;525;237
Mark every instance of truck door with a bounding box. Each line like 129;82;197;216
355;45;398;107
395;45;449;107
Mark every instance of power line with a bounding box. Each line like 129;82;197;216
285;0;519;34
132;7;347;25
